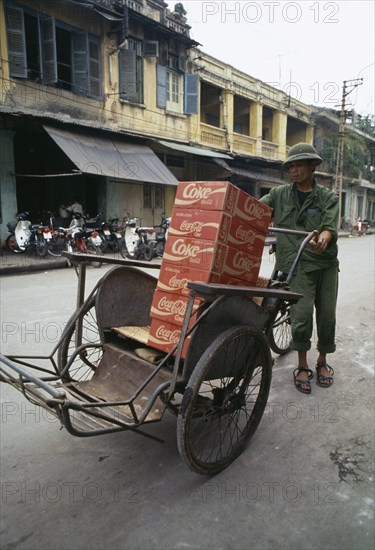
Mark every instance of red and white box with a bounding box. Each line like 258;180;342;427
227;216;267;257
157;263;218;297
222;246;262;284
234;189;273;233
163;236;227;272
174;181;238;213
148;318;192;359
150;289;201;327
168;208;232;243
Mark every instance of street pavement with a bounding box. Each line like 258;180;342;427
0;230;371;276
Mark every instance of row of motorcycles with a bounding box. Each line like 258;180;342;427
6;211;170;265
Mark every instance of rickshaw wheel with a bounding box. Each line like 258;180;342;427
177;325;272;475
268;303;292;355
57;296;103;382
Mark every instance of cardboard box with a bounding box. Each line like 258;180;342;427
222;246;262;284
148;318;191;358
234;189;273;233
150;289;201;327
157;262;218;296
174;181;238;213
163;236;227;272
168;208;232;243
227;216;267;256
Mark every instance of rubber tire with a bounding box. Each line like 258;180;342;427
177;325;272;475
120;241;136;259
47;235;67;257
6;235;23;253
57;296;103;382
268;305;292;355
86;242;102;268
36;238;48;258
143;244;154;261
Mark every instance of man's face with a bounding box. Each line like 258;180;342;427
287;160;316;184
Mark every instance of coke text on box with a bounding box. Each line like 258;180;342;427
157;262;219;297
175;181;239;213
148;318;191;359
222;246;262;284
234;189;273;232
227;216;267;257
168;209;232;243
150;289;201;327
163;236;227;272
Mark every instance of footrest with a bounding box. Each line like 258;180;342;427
112;325;150;344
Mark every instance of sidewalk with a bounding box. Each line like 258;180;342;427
0;230;370;276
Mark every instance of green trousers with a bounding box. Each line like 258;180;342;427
289;265;339;353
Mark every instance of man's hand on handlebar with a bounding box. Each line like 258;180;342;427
310;230;332;253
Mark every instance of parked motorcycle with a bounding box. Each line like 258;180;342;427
6;212;48;257
120;215;154;261
98;218;123;254
149;214;170;258
65;214;102;268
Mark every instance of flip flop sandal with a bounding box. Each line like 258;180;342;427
316;362;334;387
293;367;314;394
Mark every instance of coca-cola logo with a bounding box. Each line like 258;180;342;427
182;183;212;200
233;251;255;271
235;226;255;244
180;220;204;235
158;297;186;316
171;238;200;258
219;216;230;241
243;198;267;219
156;325;180;344
227;188;236;210
169;275;189;290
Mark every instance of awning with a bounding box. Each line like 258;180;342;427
156;139;233;160
215;159;285;185
43;126;178;185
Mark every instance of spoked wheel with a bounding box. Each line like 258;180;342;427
177;325;272;475
36;238;48;258
6;235;23;253
268;303;292;355
47;235;68;257
86;242;102;268
57;296;103;382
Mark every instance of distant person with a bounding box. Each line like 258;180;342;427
260;143;339;394
66;197;84;216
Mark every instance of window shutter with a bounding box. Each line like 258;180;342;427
144;40;159;57
119;48;137;100
178;55;186;72
5;5;27;78
184;74;199;115
156;64;167;109
41;17;57;85
72;31;88;95
88;35;101;98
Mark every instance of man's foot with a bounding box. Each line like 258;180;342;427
293;367;314;394
316;362;334;387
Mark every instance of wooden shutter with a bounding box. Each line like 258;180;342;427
72;31;88;95
156;64;166;109
41;17;57;84
88;35;101;98
5;5;27;78
119;48;137;100
184;74;199;115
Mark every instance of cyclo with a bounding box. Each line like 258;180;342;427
0;227;316;475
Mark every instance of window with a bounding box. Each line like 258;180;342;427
5;2;101;99
119;38;143;103
156;65;198;115
167;71;180;104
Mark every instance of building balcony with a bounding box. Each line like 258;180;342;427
232;133;257;156
200;123;227;149
262;141;280;160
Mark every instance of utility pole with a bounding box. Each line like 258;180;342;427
334;78;363;228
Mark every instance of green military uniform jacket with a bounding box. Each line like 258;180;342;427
260;180;339;273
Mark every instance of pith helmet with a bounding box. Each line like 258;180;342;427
283;143;323;167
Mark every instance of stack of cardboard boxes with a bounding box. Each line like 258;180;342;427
147;181;272;357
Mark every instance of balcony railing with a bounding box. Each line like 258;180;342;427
233;134;257;155
262;141;280;160
200;123;227;149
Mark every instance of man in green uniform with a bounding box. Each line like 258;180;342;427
261;143;339;394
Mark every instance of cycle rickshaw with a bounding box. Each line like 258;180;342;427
0;228;316;475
